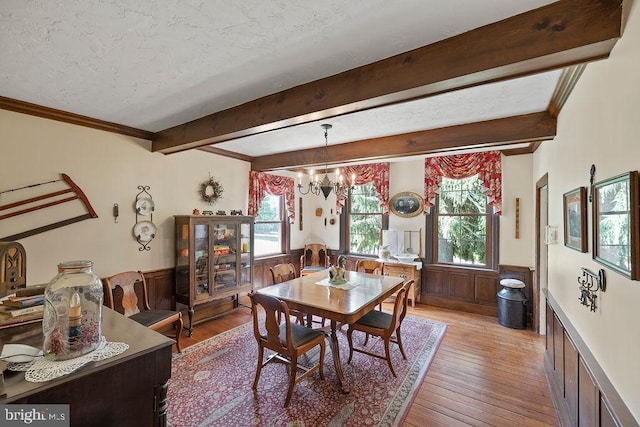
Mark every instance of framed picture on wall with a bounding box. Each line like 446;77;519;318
592;171;640;280
390;192;423;218
563;186;587;252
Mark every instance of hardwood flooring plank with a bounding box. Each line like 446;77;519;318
424;375;557;423
174;299;559;426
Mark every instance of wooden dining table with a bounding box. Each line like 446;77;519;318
256;269;404;393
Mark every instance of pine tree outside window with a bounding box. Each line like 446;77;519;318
434;175;496;267
346;183;387;256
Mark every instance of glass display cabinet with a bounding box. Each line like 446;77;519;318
174;215;254;334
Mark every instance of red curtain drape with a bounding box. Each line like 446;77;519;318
336;163;390;214
424;151;502;215
248;171;295;223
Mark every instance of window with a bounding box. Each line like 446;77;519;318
345;183;387;255
430;175;498;268
254;194;287;256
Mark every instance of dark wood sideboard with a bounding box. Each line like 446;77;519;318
0;307;173;427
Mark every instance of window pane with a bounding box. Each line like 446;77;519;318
349;214;382;255
439;176;487;214
256;194;280;220
348;183;383;255
255;194;283;256
436;175;490;267
350;184;380;214
254;222;282;256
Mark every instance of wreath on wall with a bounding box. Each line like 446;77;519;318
199;176;224;205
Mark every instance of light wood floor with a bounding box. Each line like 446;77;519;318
176;300;559;426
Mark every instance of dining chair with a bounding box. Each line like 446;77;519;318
270;263;325;327
104;270;183;353
300;243;330;276
270;263;304;324
346;280;414;377
355;259;383;275
249;292;326;408
355;259;386;310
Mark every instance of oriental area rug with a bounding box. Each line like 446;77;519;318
167;316;447;427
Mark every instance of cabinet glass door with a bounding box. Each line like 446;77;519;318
194;223;211;300
212;223;237;293
175;220;191;298
240;221;252;287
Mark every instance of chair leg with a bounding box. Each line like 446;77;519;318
318;341;325;380
384;337;396;377
395;327;407;360
253;345;264;390
346;328;355;364
284;354;298;407
363;332;370;346
175;315;183;353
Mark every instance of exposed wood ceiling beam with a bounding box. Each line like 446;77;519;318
153;0;622;154
251;112;556;171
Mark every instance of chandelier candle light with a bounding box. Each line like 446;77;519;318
297;124;355;200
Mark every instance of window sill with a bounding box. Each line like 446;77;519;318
424;263;497;273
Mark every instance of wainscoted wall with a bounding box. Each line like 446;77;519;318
421;263;532;323
545;291;637;427
139;260;534;326
252;250;303;289
139;268;235;325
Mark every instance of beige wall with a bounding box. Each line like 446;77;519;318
533;1;640;420
1;110;250;284
1;109;532;283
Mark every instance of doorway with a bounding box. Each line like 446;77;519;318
535;174;549;334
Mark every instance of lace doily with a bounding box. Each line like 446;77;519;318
8;337;129;383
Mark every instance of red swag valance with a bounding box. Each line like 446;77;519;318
336;163;390;214
248;171;295;223
424;151;502;215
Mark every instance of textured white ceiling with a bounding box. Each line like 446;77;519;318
0;0;558;157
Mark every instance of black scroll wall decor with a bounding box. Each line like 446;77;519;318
578;267;606;312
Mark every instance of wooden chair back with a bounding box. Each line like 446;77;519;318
300;243;329;275
355;259;383;275
250;292;294;352
270;263;297;284
104;270;183;352
389;280;412;332
104;271;150;316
